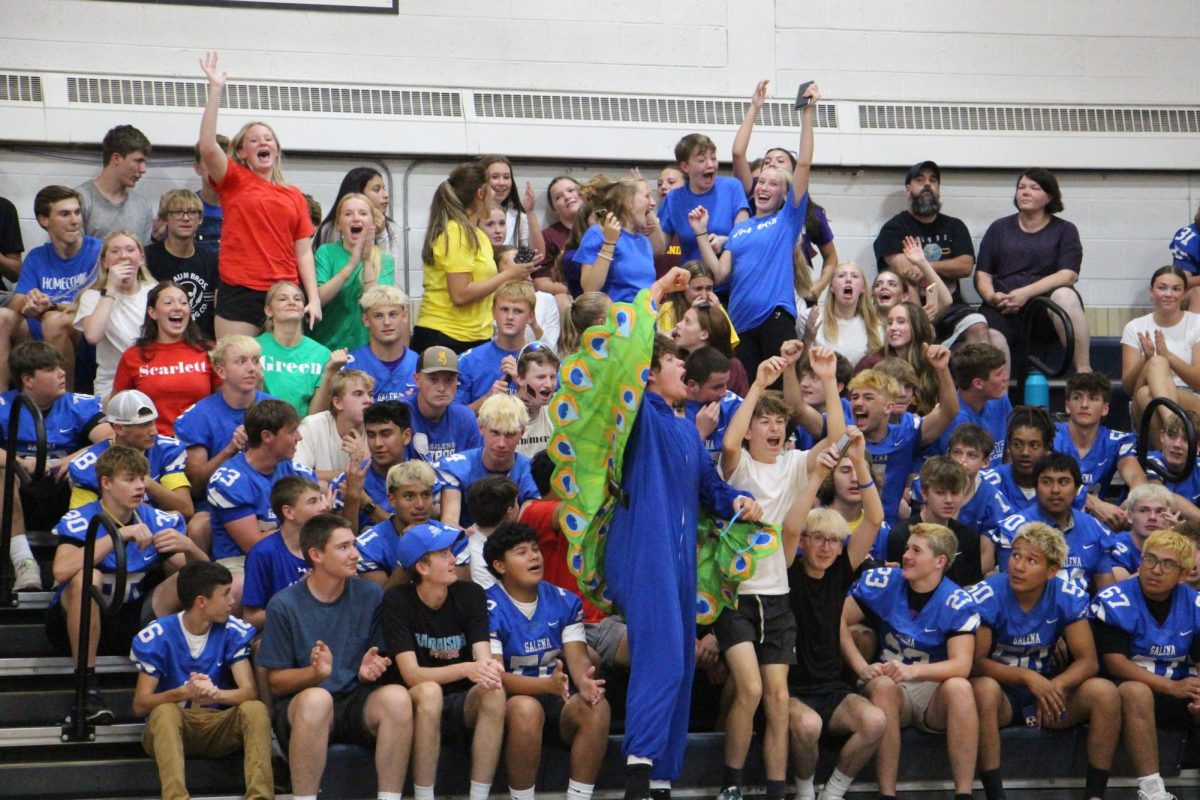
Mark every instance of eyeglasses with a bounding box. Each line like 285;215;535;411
167;210;203;220
517;340;552;361
1143;553;1183;573
803;533;842;548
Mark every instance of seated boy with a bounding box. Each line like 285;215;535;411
69;390;192;518
1092;530;1200;800
382;521;507;800
346;285;418;403
47;445;205;722
969;522;1120;800
295;368;375;482
333;400;413;531
841;523;980;800
132;561;270;800
406;346;482;463
145;189;218;339
484;521;611;800
241;475;326;630
456;280;535;411
781;341;853;451
1147;413;1200;522
258;513;413;800
206;400;316;605
887;457;992;587
980;405;1058;512
1;341;114;589
357;460;466;587
439;394;539;529
909;424;1012;547
466;475;519;590
993;453;1117;590
1054;371;1146;529
1106;483;1179;581
936;343;1012;464
514;345;559;458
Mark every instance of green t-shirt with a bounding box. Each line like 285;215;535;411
312;242;396;351
256;332;331;415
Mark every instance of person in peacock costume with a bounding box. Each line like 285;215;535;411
547;267;778;799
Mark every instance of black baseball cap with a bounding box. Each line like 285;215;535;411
905;160;940;184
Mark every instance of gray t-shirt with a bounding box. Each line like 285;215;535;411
75;180;154;244
257;576;383;697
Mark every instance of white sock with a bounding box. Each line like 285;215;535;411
9;534;32;562
1137;773;1165;796
379;793;403;800
509;787;534;800
648;780;671;791
794;775;815;800
469;780;492;800
567;779;594;800
414;785;435;800
818;768;854;800
294;796;317;800
628;756;652;767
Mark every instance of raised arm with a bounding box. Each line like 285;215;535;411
732;80;769;193
780;340;825;436
791;82;819;204
845;432;883;569
918;344;960;446
688;207;732;284
803;345;847;470
721;357;787;478
198;52;230;186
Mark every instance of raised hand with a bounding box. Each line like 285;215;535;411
200;52;227;89
750;79;769;109
755;356;787;388
687;206;710;236
923;342;951;372
799;82;821;107
808;345;837;381
601;212;622;244
522;181;537;213
327;348;350;373
780;339;804;366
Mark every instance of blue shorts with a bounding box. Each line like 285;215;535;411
26;316;44;340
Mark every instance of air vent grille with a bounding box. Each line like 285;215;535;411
859;103;1200;134
473;93;837;128
0;74;43;103
66;77;463;118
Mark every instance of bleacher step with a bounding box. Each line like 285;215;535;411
0;722;143;747
0;686;136;726
0;655;134;677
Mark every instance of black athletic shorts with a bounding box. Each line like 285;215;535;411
272;683;381;748
215;280;268;329
713;593;797;665
789;683;854;730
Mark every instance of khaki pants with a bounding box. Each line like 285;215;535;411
142;701;273;800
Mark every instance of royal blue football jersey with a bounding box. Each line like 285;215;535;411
1091;578;1200;680
993;505;1115;587
850;567;979;665
131;613;256;707
68;436;189;508
1053;422;1136;497
684;391;745;461
0;390;102;458
970;572;1089;675
1146;450;1200;504
865;412;924;525
486;581;586;678
346;344;418;403
242;532;310;612
909;473;1013;541
173;391;272;455
207;453;316;559
437;448;540;528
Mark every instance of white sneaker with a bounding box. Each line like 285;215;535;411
1138;791;1177;800
12;557;43;591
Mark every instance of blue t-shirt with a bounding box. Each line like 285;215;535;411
935;394;1012;465
68;435;188;503
792;398;854;452
574;226;655;303
969;572;1089;676
850;567;979;664
174;391;273;455
242;532;310;612
1104;531;1141;575
1092;578;1200;680
486;581;585;678
725;189;808;331
330;460;396;530
1146;450;1200;503
1171;223;1200;275
15;238;101;304
346;345;417;403
52;501;181;605
684;391;745;461
1053;422;1136;496
131;613;256;708
257;577;384;697
455;341;519;406
657;177;751;263
865;412;924;524
0;390;103;459
909;473;1013;543
993;504;1115;586
207;453;317;559
866;520;894;563
405;397;483;464
195;193;223;254
437;448;540;528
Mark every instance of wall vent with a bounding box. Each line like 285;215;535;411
66;77;463;118
473;92;837;129
859;103;1200;134
0;74;43;103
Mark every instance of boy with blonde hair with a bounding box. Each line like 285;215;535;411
145;188;217;338
356;460;445;586
457;280;536;410
295;368;375;481
347;284;417;402
439;394;538;528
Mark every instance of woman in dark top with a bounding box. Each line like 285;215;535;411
974;168;1090;372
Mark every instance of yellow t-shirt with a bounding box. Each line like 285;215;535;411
655;300;741;348
416;221;496;342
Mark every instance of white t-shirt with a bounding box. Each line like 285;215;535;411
518;404;553;459
468;530;494;590
502;207;531;248
73;284;152;400
1120;311;1200;389
813;310;877;365
720;448;810;595
526;291;561;350
294;410;349;474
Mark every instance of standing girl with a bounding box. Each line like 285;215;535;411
577;176;664;302
313;193;395;351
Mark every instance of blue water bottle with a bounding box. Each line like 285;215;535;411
1024;368;1049;409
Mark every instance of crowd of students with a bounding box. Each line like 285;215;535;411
3;56;1200;800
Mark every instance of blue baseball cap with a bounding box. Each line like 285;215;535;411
396;521;468;570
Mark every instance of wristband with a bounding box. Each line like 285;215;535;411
857;479;875;490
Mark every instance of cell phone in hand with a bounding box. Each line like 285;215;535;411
514;246;537;264
794;81;815;109
833;432;852;459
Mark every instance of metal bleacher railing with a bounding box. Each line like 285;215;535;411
1138;397;1198;484
1016;295;1074;384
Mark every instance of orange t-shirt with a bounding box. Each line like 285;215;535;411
212;160;315;291
520;498;607;624
112;341;221;436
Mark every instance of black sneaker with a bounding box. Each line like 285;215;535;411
65;689;114;725
650;790;672;800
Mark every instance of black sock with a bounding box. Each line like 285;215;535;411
878;795;897;800
722;766;743;790
980;768;1006;800
1084;765;1109;799
624;764;651;800
956;795;974;800
766;780;787;800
